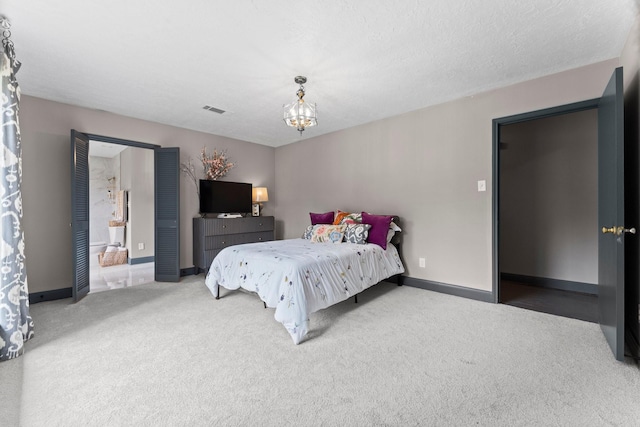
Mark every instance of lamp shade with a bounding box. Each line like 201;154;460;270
252;187;269;203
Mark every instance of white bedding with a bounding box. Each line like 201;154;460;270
204;238;405;344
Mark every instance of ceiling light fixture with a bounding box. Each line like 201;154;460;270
283;76;317;135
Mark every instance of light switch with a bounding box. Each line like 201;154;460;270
477;180;486;192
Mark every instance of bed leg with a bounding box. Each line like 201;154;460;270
263;301;267;309
354;294;358;304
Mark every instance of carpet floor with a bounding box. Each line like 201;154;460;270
1;275;639;426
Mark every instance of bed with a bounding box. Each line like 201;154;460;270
204;213;405;344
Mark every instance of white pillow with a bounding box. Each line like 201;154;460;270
387;222;402;243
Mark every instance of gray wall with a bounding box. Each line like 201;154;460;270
20;98;275;293
499;110;598;284
120;146;154;260
274;59;619;291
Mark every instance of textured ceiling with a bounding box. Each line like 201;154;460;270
2;0;638;147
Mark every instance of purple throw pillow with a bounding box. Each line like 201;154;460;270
310;211;335;225
361;212;394;249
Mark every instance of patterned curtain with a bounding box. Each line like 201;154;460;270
0;21;34;361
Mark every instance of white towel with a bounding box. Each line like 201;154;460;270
116;190;127;221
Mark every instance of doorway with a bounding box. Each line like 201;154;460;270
494;99;598;322
71;130;180;302
497;107;599;322
88;140;155;293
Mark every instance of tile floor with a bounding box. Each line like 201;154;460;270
90;255;155;293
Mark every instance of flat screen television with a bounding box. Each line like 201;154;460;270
199;180;253;214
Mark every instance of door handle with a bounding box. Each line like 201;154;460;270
601;226;636;236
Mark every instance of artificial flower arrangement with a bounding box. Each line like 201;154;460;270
180;147;235;199
201;147;234;180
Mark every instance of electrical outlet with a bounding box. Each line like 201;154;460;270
419;258;426;268
477;180;486;192
138;243;144;250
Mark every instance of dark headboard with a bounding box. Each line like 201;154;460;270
389;216;404;284
390;216;402;246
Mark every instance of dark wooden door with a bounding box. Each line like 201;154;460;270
154;147;180;282
598;67;627;361
70;130;90;301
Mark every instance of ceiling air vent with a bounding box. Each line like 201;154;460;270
202;105;226;114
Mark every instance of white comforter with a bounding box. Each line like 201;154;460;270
204;238;405;344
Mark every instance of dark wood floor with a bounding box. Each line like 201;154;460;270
500;280;598;323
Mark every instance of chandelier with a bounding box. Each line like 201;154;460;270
283;76;317;135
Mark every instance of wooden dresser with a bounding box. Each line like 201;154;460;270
193;216;275;273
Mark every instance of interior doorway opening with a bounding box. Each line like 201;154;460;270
88;140;155;293
72;131;180;302
493;99;600;322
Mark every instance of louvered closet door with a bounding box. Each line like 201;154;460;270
71;130;90;301
154;147;180;282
